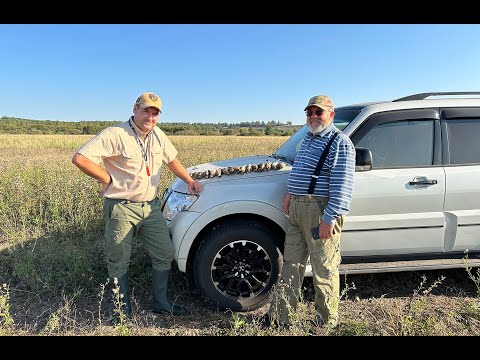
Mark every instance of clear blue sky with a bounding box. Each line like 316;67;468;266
1;24;480;125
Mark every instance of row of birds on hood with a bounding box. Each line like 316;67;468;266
189;161;287;179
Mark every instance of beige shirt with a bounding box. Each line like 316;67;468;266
77;118;177;202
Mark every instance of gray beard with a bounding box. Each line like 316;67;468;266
307;123;326;135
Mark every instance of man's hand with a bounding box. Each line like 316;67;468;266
98;175;112;198
188;180;203;194
166;159;203;194
319;221;335;240
100;181;110;198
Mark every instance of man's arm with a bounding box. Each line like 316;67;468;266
319;136;356;239
72;153;111;196
167;158;203;193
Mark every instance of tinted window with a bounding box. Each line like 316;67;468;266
446;119;480;165
356;120;435;168
333;109;361;131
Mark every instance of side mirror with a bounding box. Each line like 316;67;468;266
355;147;372;172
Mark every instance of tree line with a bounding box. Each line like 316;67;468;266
0;117;302;136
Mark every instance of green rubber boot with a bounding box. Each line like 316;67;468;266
152;269;186;316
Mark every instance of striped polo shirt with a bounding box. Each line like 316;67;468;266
287;123;356;225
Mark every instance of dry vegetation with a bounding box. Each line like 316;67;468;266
1;134;480;336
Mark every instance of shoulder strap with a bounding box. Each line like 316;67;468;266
307;131;340;194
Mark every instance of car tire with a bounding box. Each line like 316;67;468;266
193;219;282;312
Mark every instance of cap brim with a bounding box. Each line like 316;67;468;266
139;103;162;113
304;104;333;111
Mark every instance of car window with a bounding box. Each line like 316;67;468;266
333;109;362;131
356;120;435;168
446;118;480;165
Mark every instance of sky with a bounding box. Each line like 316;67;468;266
1;24;480;125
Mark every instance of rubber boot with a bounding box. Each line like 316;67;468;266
114;273;132;318
152;269;186;316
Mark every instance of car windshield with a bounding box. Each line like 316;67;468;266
272;108;360;163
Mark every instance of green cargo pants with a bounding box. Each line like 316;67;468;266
103;198;174;279
268;194;343;327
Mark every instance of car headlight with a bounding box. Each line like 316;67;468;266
162;191;199;221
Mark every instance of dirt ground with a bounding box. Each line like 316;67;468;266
5;266;480;335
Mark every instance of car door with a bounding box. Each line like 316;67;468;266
343;109;446;257
441;108;480;253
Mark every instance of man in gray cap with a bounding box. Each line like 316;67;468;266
266;94;355;328
72;92;202;319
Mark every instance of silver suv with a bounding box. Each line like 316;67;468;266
161;92;480;311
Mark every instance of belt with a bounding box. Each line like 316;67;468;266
105;198;157;205
290;194;328;201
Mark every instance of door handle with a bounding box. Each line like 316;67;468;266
409;179;437;185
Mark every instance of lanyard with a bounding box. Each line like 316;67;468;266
128;119;151;176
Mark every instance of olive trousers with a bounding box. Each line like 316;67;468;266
103;198;174;279
268;194;343;327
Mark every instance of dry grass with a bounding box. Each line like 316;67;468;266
1;134;479;336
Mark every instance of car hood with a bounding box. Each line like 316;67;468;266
169;155;290;192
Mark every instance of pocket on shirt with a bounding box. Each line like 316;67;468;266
121;150;143;168
152;149;163;166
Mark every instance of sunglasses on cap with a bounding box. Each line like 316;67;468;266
305;109;324;117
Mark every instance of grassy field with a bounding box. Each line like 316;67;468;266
1;134;480;336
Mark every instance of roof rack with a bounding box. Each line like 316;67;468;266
393;92;480;102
